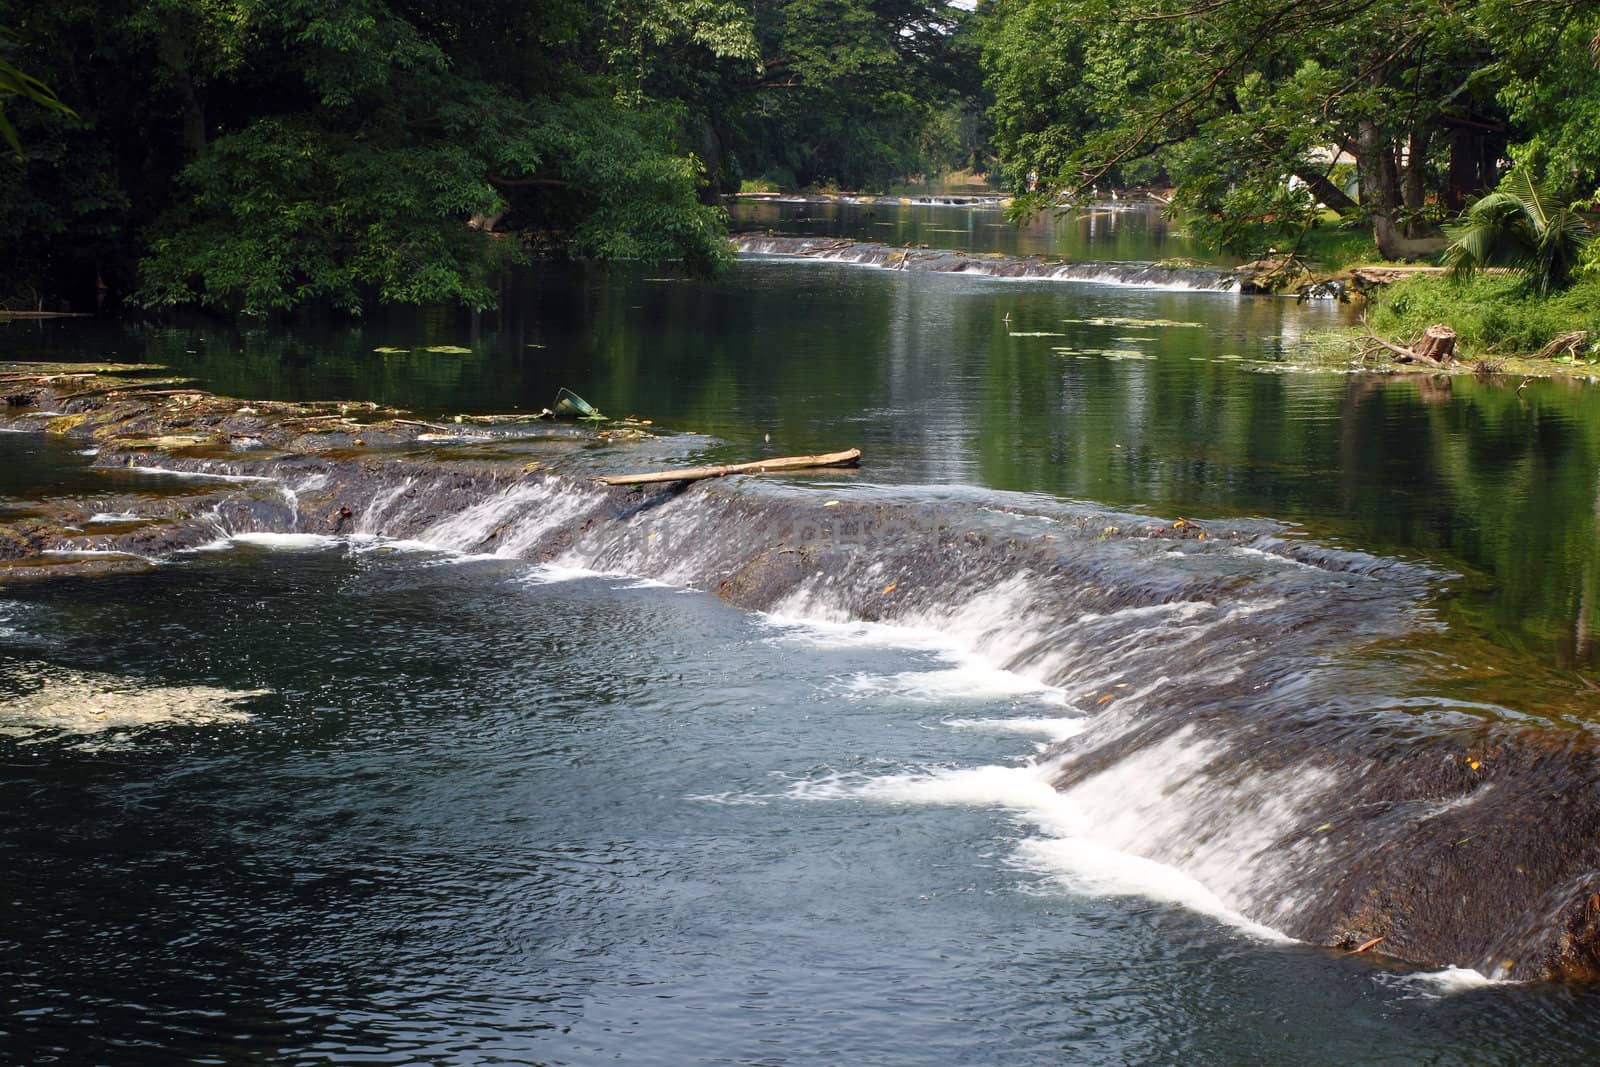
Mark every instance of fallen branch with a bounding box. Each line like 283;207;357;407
797;239;854;257
1352;936;1386;954
1359;315;1454;366
452;412;552;424
54;379;199;401
1535;331;1590;361
596;448;861;486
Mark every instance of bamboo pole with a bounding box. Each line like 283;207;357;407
596;448;861;486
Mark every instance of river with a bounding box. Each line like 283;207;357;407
3;201;1600;1063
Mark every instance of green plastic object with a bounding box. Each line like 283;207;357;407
551;387;604;419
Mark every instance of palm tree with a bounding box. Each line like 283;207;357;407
1443;169;1592;296
0;28;75;159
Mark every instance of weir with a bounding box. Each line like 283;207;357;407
5;376;1600;982
732;235;1239;290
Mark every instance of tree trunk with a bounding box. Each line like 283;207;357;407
158;17;207;161
1372;214;1449;260
1292;169;1357;214
1356;119;1402;218
1401;130;1428;235
180;92;207;161
1413;324;1456;365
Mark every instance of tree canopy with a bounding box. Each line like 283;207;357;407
8;0;1599;313
981;0;1600;260
0;0;980;314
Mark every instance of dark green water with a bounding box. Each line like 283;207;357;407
728;196;1211;260
5;211;1600;1063
7;248;1598;679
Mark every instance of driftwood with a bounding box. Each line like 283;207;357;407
798;239;854;257
451;411;553;425
596;448;861;486
1359;315;1455;367
1535;331;1590;361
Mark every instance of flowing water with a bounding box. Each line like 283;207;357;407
5;203;1600;1063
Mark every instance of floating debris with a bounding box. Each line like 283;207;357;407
0;663;268;743
552;388;605;420
1061;317;1206;328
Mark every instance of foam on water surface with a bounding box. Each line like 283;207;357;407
0;663;268;744
228;532;344;551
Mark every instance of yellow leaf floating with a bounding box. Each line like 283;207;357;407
1097;693;1115;705
882;583;897;595
822;500;841;508
423;345;472;354
1466;756;1481;771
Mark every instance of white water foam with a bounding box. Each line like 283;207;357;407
0;664;268;744
120;465;273;483
420;478;603;558
785;761;1290;942
945;716;1087;743
762;593;1069;708
844;666;1067;706
1382;965;1506;997
228;532;344;551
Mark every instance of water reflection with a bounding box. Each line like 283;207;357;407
5;241;1598;675
727;198;1211;261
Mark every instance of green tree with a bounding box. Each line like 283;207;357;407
705;0;980;191
0;0;757;313
982;0;1600;261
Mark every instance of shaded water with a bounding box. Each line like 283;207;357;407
727;197;1210;261
5;206;1600;1062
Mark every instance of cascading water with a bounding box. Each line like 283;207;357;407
5;383;1600;984
126;449;1592;982
734;235;1238;291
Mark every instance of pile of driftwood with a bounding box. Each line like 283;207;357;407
1358;316;1457;367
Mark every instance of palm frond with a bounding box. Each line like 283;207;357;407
1444;169;1590;293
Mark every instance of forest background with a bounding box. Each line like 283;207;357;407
0;0;1596;334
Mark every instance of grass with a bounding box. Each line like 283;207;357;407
1368;273;1600;358
1295;215;1385;272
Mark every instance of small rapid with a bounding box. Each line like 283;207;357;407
734;236;1238;291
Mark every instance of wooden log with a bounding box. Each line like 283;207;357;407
596;448;861;486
